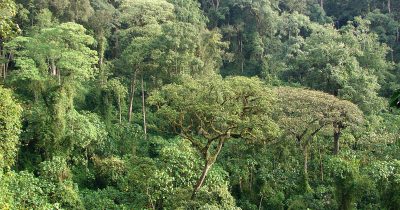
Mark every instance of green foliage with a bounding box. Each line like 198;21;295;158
367;160;400;209
92;155;126;186
6;22;97;89
32;8;58;31
0;0;20;39
65;110;108;155
149;75;279;143
2;0;400;209
33;0;94;22
0;86;22;169
120;0;174;28
80;187;128;209
119;0;226;86
276;87;363;135
122;137;239;209
105;123;143;156
39;156;71;183
328;157;362;210
51;180;85;209
283;22;389;113
0;171;57;209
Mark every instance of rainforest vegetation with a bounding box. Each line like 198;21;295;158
2;0;400;209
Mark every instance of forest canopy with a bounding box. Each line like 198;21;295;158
1;0;400;209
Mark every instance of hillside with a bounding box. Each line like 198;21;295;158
1;0;400;209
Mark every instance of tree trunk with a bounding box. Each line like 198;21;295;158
191;139;225;199
115;29;120;57
241;59;244;74
304;144;308;179
211;0;220;9
333;124;341;155
118;94;122;123
3;54;8;80
128;71;137;122
0;44;4;80
391;47;394;62
333;132;340;155
388;0;391;13
240;38;244;73
98;36;105;67
4;53;10;79
320;0;324;10
51;59;57;76
302;143;311;192
239;177;243;193
98;35;105;86
146;187;155;210
258;195;263;210
141;74;147;139
319;147;324;181
191;160;212;199
57;68;61;85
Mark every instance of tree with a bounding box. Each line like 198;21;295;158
217;0;281;77
6;22;97;98
366;10;399;60
324;0;370;26
3;0;400;209
275;87;363;189
119;0;174;126
329;99;364;155
0;86;22;169
369;160;400;209
148;75;279;198
328;157;363;210
106;78;127;123
6;22;99;159
0;0;20;80
284;21;388;114
121;36;156;136
0;0;19;38
0;171;57;209
119;0;226;133
87;1;117;84
119;0;174;46
37;0;94;22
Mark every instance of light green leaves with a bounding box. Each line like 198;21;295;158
0;86;22;169
285;23;388;114
7;22;97;85
0;0;20;40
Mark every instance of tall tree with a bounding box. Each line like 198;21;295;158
6;22;97;97
149;75;279;198
284;21;389;114
119;0;226;127
6;22;98;158
88;1;117;85
119;0;174;124
276;87;363;189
